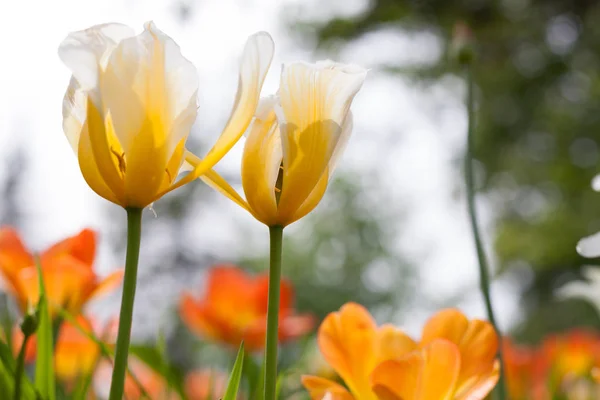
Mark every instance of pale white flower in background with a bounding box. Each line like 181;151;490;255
558;266;600;311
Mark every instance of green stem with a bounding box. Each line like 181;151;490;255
108;207;143;400
464;66;506;400
264;225;284;400
13;334;30;400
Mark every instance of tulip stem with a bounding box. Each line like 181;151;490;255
13;334;31;400
464;65;506;400
264;225;284;400
108;207;143;400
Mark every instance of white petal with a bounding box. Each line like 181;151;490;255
206;31;274;160
558;266;600;311
61;77;87;153
577;231;600;258
58;23;134;90
101;21;198;155
591;173;600;192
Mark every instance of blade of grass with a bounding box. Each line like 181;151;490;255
33;256;55;400
223;342;245;400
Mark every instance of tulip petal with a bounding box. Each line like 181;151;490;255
302;375;354;400
42;229;96;267
58;23;135;91
370;339;460;400
183;151;251;212
179;293;220;340
375;324;418;364
318;302;378;400
88;270;124;301
0;227;34;282
167;31;275;192
77;116;122;204
454;361;499;400
454;319;498;389
420;308;469;346
241;95;281;225
276;62;366;224
289;113;354;223
62;77;88;152
83;98;127;202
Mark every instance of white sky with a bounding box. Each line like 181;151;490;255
0;0;522;336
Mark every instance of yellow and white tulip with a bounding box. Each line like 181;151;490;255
187;60;367;227
59;22;274;208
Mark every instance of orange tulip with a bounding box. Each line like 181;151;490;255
0;227;123;315
503;338;547;400
94;357;177;400
11;315;104;383
302;303;498;400
179;265;314;351
185;369;231;400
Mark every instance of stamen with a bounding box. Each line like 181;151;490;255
110;147;127;175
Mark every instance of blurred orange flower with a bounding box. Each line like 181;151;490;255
95;356;177;400
12;315;103;383
185;369;230;400
179;265;314;351
0;227;123;315
503;338;547;400
302;303;498;400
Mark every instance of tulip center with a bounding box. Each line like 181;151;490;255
274;162;284;204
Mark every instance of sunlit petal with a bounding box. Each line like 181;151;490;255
302;376;355;400
171;31;275;190
318;302;378;400
276;62;366;224
371;339;460;400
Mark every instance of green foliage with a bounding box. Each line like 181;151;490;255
34;259;55;400
223;342;245;400
294;0;600;337
129;344;186;398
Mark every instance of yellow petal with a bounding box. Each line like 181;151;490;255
288;113;354;224
184;151;251;213
318;302;378;400
167;32;275;193
241;96;281;225
371;339;460;400
82;99;126;203
276;62;366;224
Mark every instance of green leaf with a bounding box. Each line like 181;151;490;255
33;257;55;400
0;337;39;400
223;342;245;400
129;344;186;398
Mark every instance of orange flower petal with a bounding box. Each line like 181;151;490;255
302;375;355;400
185;370;229;400
179;293;220;340
375;324;417;364
280;314;316;341
370;339;460;400
204;265;255;307
318;302;378;400
54;316;100;382
42;228;96;267
88;269;124;301
254;274;294;314
420;308;469;346
0;227;34;293
454;360;499;400
17;255;96;315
